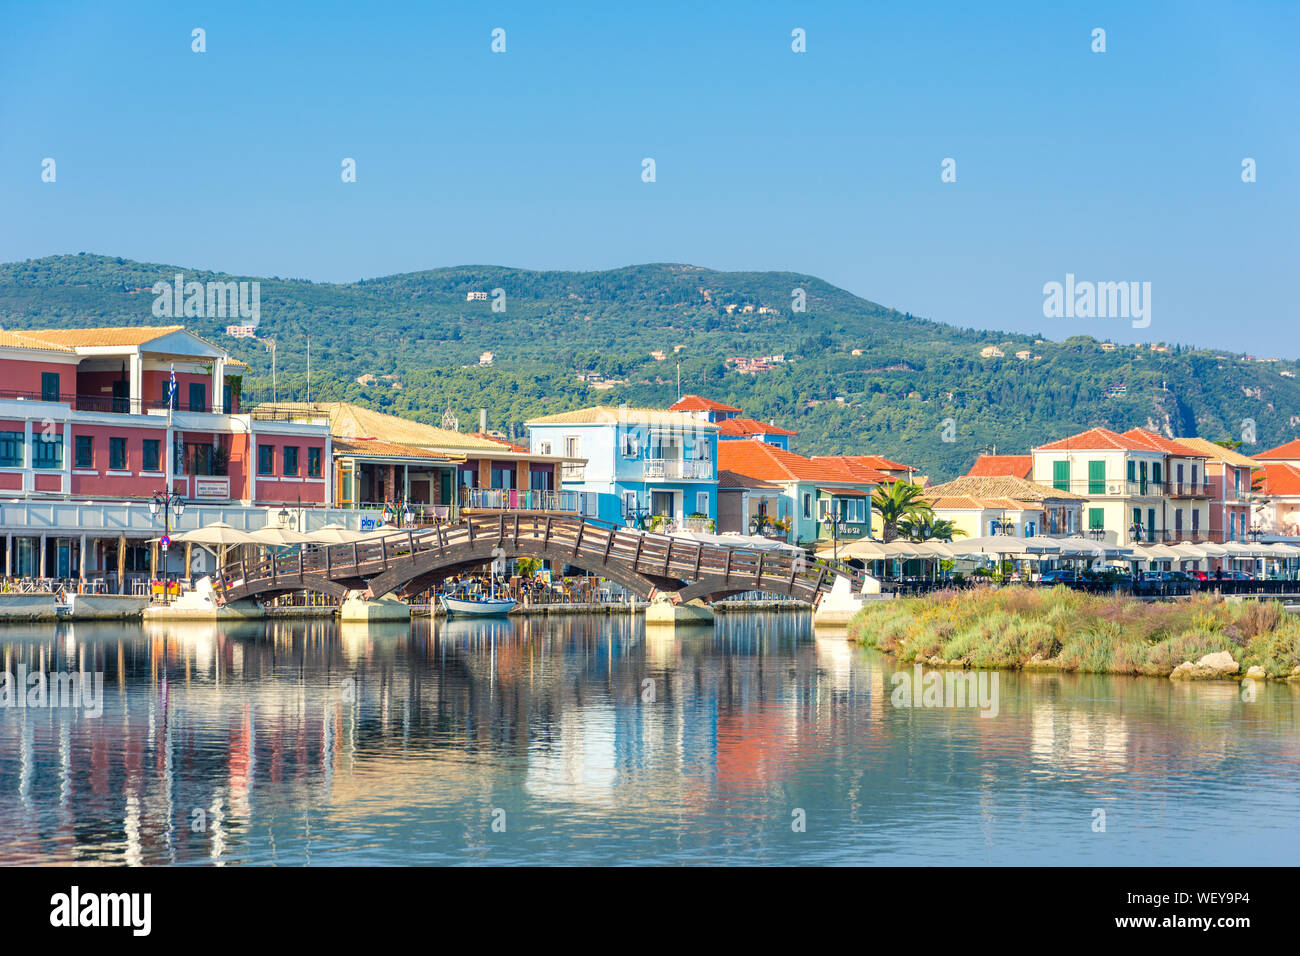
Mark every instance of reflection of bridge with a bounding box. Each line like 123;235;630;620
215;514;866;605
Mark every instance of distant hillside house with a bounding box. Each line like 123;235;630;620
980;346;1005;358
226;325;256;338
465;291;488;301
479;351;495;366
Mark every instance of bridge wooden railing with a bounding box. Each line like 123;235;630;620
214;513;868;602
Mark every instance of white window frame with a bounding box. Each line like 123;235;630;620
696;491;709;515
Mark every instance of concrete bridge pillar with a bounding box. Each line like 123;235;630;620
644;592;714;626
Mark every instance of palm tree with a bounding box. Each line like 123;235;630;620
897;513;967;543
871;481;933;543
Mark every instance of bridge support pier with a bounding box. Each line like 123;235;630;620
644;592;714;627
813;574;885;629
340;592;412;623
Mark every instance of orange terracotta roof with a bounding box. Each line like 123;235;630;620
1036;427;1154;452
470;433;529;454
4;325;188;349
966;454;1033;479
1120;428;1210;457
810;455;897;482
717;417;798;437
332;438;458;461
719;440;882;485
1256;438;1300;461
1256;463;1300;496
853;454;912;472
668;394;742;413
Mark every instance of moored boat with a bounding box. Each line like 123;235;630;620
440;594;517;617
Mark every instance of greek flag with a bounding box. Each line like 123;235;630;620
168;365;178;408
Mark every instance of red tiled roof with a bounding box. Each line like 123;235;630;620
717;417;798;438
668;394;742;413
470;432;529;454
719;440;881;485
811;455;900;482
1256;438;1300;461
1120;428;1210;457
1036;427;1155;452
966;454;1033;479
857;454;912;471
1256;463;1300;496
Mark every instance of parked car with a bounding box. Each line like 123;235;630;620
1039;569;1079;585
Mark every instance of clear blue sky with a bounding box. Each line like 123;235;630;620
1;1;1296;354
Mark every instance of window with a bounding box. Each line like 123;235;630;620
161;381;177;410
109;437;127;470
283;446;299;476
307;447;321;478
696;491;709;515
74;435;93;469
1192;509;1200;534
1126;459;1136;483
1052;460;1069;492
1087;460;1105;495
623;490;637;517
41;372;60;403
1147;508;1156;542
0;431;23;467
33;434;62;469
1175;509;1184;534
817;498;829;521
1152;461;1162;486
1229;513;1237;539
189;382;206;413
258;445;275;476
621;431;640;457
1176;463;1185;488
142;439;160;473
693;436;710;461
538;441;552;456
1088;507;1105;530
1191;464;1198;488
802;493;812;519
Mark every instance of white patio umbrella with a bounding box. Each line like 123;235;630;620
175;522;257;546
305;523;366;545
817;538;890;560
1197;542;1229;557
1053;536;1106;558
958;535;1038;555
249;525;314;547
1135;543;1182;560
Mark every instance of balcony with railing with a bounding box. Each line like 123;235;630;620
460;487;591;514
1165;480;1213;498
0;389;232;416
643;458;713;480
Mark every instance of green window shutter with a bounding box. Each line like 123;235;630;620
1126;460;1136;482
1147;508;1156;542
1088;507;1104;530
1053;460;1069;491
1088;460;1105;495
1152;462;1162;485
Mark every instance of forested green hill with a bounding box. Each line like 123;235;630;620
2;253;1296;481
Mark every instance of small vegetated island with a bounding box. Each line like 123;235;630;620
847;587;1300;681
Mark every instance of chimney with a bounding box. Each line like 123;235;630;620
480;408;488;433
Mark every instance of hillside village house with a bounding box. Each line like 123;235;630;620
0;326;332;588
526;406;718;529
255;401;585;523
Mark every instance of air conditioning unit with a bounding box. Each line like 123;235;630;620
1107;483;1122;494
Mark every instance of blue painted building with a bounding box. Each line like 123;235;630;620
526;406;719;529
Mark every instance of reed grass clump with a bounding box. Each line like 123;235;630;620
846;587;1300;678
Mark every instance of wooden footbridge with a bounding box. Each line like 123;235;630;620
213;513;867;605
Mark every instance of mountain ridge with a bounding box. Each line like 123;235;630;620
1;253;1296;482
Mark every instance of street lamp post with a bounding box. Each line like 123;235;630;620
150;490;186;605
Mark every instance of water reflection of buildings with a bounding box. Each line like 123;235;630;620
3;617;1295;864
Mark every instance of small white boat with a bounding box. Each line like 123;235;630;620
441;594;517;617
